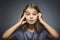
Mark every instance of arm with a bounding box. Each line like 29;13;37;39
2;14;26;39
41;21;59;38
38;13;59;39
2;21;21;39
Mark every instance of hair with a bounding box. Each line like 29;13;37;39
18;3;45;32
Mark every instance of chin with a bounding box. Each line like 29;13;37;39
27;21;37;25
28;22;36;25
29;23;34;24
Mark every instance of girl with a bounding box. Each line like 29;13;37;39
2;3;59;40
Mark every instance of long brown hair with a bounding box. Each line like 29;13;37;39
19;3;44;32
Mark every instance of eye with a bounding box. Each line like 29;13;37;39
25;12;30;15
26;13;30;15
33;13;37;15
33;14;36;15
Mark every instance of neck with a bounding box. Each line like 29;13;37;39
27;24;35;32
28;24;34;29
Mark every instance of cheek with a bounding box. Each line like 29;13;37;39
34;16;38;19
25;16;29;20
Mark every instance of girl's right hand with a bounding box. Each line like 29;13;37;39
19;14;27;25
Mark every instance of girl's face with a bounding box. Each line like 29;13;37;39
24;7;38;24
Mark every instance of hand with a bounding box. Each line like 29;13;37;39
38;13;44;23
19;14;27;25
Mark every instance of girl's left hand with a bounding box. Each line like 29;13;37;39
38;13;45;23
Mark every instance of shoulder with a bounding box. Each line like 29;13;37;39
41;29;48;34
37;29;48;34
37;29;50;40
13;30;23;36
9;30;24;40
12;30;23;36
38;29;49;39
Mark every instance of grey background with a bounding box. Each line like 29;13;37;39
0;0;60;40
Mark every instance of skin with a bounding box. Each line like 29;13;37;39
2;7;59;39
24;7;38;32
24;8;38;24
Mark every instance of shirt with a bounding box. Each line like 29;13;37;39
10;29;52;40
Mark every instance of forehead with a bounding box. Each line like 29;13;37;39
25;7;37;13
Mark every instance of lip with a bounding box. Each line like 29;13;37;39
29;20;34;21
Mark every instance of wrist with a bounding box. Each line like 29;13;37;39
40;20;46;25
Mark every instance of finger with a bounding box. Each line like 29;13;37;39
39;13;42;16
22;14;26;19
21;14;26;20
39;13;42;17
19;15;26;24
22;21;27;24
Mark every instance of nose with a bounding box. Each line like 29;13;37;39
30;15;33;19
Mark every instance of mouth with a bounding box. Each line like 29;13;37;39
29;20;34;21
